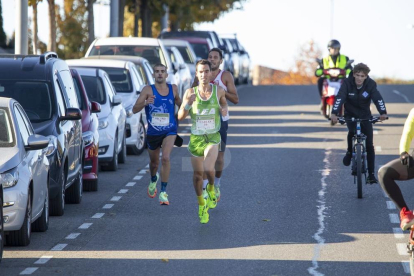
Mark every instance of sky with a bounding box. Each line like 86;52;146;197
3;0;414;80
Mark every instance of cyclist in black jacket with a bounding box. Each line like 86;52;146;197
331;63;388;184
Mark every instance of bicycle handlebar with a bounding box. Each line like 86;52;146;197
337;116;388;125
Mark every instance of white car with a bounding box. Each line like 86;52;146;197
67;59;146;155
0;97;50;246
84;37;181;99
68;67;127;171
164;46;192;99
162;39;197;80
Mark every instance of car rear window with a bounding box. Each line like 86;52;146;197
89;45;167;68
190;43;209;59
80;76;107;105
176;46;194;64
0;108;14;146
100;68;132;93
0;81;53;122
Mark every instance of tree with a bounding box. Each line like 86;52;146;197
86;0;96;45
47;0;57;52
0;0;7;47
29;0;43;54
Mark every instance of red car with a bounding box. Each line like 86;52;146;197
71;69;101;191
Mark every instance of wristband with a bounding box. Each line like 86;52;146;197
184;103;192;110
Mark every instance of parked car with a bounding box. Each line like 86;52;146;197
0;52;83;216
85;37;181;93
67;59;146;155
164;46;192;99
159;30;232;72
70;67;126;171
0;168;3;259
223;38;240;83
162;39;197;80
224;37;251;84
171;37;213;62
71;69;101;191
0;97;50;246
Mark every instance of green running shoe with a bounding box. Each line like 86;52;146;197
215;185;221;202
159;191;169;205
147;173;159;198
198;202;209;224
202;189;208;201
207;186;217;209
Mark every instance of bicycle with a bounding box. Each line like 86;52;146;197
338;116;385;198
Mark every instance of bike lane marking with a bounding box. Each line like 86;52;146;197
390;214;400;223
65;233;81;240
19;267;38;275
387;201;396;209
308;148;331;276
34;256;53;264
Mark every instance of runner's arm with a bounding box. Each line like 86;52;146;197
218;87;228;116
172;84;182;107
224;71;239;104
178;88;194;121
132;86;151;114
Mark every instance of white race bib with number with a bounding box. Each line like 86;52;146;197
152;113;169;126
196;115;215;131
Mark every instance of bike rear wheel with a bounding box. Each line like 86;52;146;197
356;144;363;198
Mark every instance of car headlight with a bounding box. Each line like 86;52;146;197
82;131;94;147
99;118;109;130
126;106;134;118
1;168;19;188
44;135;57;157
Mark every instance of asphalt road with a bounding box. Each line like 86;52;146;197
2;83;414;276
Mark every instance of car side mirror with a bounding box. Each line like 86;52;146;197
179;63;186;70
60;107;82;121
112;95;122;106
91;101;101;113
25;134;49;151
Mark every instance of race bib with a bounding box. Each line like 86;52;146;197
152;113;169;126
196;115;215;131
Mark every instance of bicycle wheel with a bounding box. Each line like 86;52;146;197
356;144;363;198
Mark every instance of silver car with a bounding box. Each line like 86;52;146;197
0;97;50;246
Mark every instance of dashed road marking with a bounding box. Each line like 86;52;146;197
397;243;409;256
390;213;400;223
373;130;379;135
103;204;114;209
65;233;81;240
393;228;405;239
139;170;147;174
111;196;122;201
145;164;149;168
51;244;67;251
20;268;38;275
78;223;93;229
387;201;396;209
382;190;389;198
375;146;382;152
92;213;105;219
402;261;410;274
34;256;53;264
133;175;143;180
118;189;128;194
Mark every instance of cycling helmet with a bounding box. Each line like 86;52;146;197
327;39;341;49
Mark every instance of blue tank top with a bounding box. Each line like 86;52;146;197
145;84;177;136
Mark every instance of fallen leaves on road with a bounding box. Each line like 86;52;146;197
262;219;271;222
162;258;169;263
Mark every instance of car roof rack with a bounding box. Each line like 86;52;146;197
40;52;58;64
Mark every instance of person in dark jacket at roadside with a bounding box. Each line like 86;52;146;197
331;63;388;184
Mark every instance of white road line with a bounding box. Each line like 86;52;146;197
308;148;331;276
145;164;149;168
65;233;81;239
118;189;128;194
393;228;405;239
387;201;396;209
111;196;122;201
139;170;147;174
393;90;411;103
133;175;143;180
34;256;53;264
78;223;93;229
373;130;379;135
375;146;382;152
382;190;389;198
51;244;67;251
397;243;410;256
20;268;39;275
92;213;105;219
126;182;136;187
390;213;400;223
103;204;114;209
402;261;410;274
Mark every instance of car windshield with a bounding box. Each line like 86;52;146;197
190;43;209;59
0;81;52;122
89;45;167;68
176;46;194;64
0;108;14;147
101;68;132;93
72;76;85;110
80;76;106;105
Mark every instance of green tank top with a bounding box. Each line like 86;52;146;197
189;84;221;135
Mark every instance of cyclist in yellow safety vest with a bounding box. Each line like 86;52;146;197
315;40;352;108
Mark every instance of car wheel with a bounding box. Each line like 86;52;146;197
6;189;31;246
128;119;146;155
0;191;4;261
101;135;118;171
66;167;83;204
32;181;49;232
118;129;127;164
84;179;98;192
50;169;65;216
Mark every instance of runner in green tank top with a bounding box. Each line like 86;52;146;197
178;59;228;224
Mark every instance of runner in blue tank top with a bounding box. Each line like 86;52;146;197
133;64;182;205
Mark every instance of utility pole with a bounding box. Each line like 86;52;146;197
161;4;169;33
15;0;28;54
110;0;119;37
